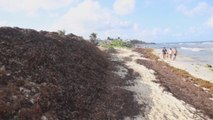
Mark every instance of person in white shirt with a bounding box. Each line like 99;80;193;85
172;48;177;61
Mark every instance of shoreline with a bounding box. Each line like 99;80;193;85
134;48;213;119
153;49;213;83
107;47;212;119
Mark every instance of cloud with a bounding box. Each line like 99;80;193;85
176;2;210;16
173;0;194;4
132;25;172;41
102;24;173;41
188;26;200;34
52;0;132;39
0;0;72;15
206;16;213;28
141;28;171;36
170;26;211;41
0;20;9;26
113;0;135;15
176;1;213;29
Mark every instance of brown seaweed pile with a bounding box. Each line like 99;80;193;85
0;27;140;120
134;48;213;119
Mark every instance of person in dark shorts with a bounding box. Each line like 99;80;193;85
162;47;167;59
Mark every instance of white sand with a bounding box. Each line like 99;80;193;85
153;49;213;83
110;48;210;120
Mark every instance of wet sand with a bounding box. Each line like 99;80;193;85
153;49;213;83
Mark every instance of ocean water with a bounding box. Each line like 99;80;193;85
140;41;213;66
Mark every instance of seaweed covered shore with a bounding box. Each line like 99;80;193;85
1;27;212;120
106;48;211;119
0;27;140;120
134;48;213;119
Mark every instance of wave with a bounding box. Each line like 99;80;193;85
178;42;196;45
180;47;204;52
202;42;213;45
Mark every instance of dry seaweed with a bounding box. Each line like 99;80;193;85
0;27;140;120
134;48;213;118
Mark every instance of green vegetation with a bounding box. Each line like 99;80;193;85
92;35;147;48
90;33;97;45
101;39;133;48
57;29;66;35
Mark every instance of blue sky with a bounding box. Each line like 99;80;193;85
0;0;213;43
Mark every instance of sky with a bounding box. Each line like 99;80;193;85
0;0;213;43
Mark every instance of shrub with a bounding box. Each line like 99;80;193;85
57;30;66;36
101;39;133;48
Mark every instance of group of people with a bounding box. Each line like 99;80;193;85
162;47;177;60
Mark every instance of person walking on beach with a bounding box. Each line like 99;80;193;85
172;48;177;61
168;48;172;60
162;47;167;59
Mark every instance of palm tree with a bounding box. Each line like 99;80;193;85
90;33;97;44
58;30;66;36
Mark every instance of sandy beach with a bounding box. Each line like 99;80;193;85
153;49;213;83
109;48;212;120
1;27;213;119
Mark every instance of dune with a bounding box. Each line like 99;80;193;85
0;27;140;119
